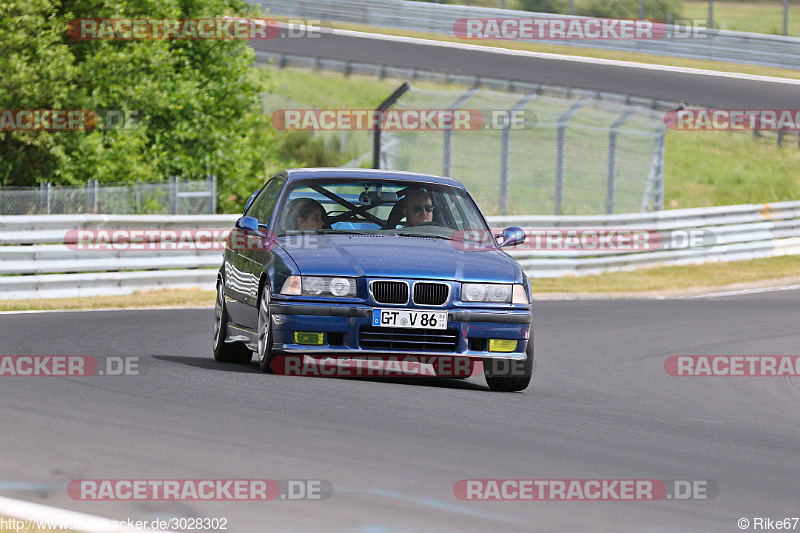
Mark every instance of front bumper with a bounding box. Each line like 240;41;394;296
269;301;532;360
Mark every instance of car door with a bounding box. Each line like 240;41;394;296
234;173;285;329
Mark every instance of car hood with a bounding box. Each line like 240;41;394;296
279;234;521;283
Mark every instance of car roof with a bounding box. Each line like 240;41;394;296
283;168;466;189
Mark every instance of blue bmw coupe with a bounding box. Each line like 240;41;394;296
213;168;533;391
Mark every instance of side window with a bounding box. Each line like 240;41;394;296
247;176;285;224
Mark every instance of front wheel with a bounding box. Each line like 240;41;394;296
484;333;534;392
257;287;276;373
213;282;253;364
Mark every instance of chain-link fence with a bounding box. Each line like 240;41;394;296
261;92;372;166
378;85;666;216
0;177;217;215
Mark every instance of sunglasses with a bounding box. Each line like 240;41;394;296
411;205;435;213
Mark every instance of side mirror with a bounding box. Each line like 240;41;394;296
497;227;526;248
244;190;259;213
236;216;263;236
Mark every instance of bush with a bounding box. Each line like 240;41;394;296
515;0;567;13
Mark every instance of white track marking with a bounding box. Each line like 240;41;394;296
685;283;800;299
0;495;173;533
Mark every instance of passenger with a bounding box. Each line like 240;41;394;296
403;189;434;227
284;198;326;231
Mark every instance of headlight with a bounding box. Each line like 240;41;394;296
280;276;357;297
461;283;528;304
461;283;511;303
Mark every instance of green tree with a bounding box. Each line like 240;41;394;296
0;0;282;212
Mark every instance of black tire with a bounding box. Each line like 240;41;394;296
484;329;534;392
213;281;253;364
256;286;276;373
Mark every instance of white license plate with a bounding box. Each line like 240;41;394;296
372;309;448;330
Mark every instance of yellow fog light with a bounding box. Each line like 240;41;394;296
294;332;324;345
488;339;517;353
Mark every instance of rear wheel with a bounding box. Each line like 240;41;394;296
484;330;534;392
213;282;253;364
257;287;276;373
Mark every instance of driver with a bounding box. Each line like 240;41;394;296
403;189;434;227
284;198;326;231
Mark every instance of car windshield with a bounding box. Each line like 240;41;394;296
276;178;494;243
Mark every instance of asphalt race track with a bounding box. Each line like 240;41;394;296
2;290;799;531
250;32;800;109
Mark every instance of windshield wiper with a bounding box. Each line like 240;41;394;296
394;232;453;240
314;229;368;235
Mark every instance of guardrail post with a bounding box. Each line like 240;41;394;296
92;179;99;213
209;174;217;214
443;88;477;178
784;0;789;36
500;94;536;216
46;182;52;215
555;100;587;215
642;127;667;212
607;110;635;215
708;0;714;32
135;179;141;213
169;176;177;214
654;130;666;211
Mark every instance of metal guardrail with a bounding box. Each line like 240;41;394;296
2;202;799;299
257;0;800;70
0;215;236;300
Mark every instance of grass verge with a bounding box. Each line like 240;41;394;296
0;289;215;313
532;254;800;293
684;1;800;37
